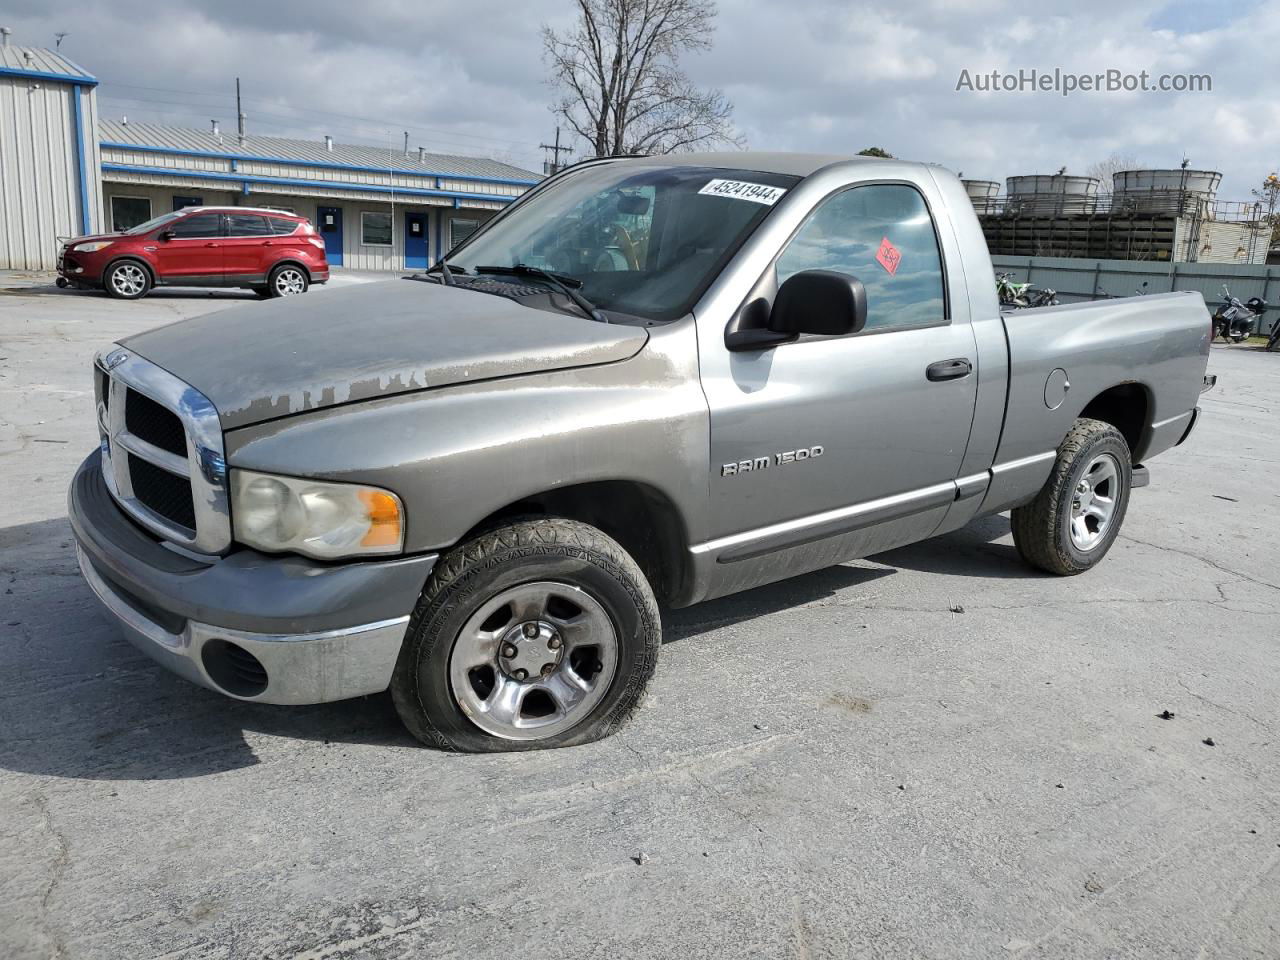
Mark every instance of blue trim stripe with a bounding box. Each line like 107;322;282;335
0;65;98;86
71;84;92;233
100;163;519;205
99;141;539;187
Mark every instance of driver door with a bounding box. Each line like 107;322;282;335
699;182;979;587
152;211;225;284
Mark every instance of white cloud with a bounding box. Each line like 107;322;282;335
6;0;1277;194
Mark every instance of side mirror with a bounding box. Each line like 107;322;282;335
726;269;868;351
159;230;174;242
770;269;868;337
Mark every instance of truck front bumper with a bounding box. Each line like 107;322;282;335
69;452;437;704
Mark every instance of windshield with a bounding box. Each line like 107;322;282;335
123;211;185;236
446;164;799;322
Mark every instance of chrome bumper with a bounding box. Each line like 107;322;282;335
78;547;409;704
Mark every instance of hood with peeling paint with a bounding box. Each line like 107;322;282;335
120;279;649;431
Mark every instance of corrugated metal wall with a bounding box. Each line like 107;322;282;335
98;180;497;272
0;78;101;269
992;255;1280;336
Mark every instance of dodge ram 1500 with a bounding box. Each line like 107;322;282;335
70;152;1214;751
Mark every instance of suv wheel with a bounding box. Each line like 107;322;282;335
391;518;661;751
268;264;309;297
104;260;152;300
1011;418;1132;575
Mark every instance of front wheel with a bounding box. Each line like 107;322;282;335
103;260;152;300
268;263;309;297
1230;332;1248;344
391;518;661;751
1012;418;1132;576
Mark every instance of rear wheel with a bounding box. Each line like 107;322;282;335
268;264;308;297
103;260;151;300
391;518;661;751
1012;418;1132;576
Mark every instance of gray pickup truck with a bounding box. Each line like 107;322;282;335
70;152;1213;751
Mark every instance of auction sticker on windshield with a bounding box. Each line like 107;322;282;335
698;179;788;205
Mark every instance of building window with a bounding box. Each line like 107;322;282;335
172;196;203;211
449;218;480;251
111;196;152;232
361;211;393;246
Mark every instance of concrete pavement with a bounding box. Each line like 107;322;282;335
1;283;1277;959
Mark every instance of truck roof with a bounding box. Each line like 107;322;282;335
608;151;922;179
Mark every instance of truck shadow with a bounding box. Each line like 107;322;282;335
0;512;1032;782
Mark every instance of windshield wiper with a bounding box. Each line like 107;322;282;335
473;264;609;324
422;260;467;284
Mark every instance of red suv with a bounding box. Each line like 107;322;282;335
58;206;330;300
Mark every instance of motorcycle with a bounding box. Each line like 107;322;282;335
1212;284;1267;343
996;272;1058;309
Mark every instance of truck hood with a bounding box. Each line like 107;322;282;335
121;279;649;430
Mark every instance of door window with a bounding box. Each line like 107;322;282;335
226;214;273;236
167;213;224;239
268;218;300;235
776;184;945;332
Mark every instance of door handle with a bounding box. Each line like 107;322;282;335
926;358;972;381
205;242;220;247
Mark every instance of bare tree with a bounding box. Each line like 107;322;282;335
542;0;743;158
1084;153;1140;194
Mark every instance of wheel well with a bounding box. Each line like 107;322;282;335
457;481;689;605
104;256;155;283
271;259;311;280
1079;383;1149;457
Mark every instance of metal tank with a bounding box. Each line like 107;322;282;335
1005;174;1100;216
962;179;1001;215
1112;169;1222;218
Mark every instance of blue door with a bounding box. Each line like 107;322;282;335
404;212;428;269
317;206;343;266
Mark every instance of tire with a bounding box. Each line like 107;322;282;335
103;260;152;300
1230;333;1247;344
268;263;309;297
1011;418;1132;576
391;518;661;752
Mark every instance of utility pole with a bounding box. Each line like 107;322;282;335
539;126;571;176
236;77;246;145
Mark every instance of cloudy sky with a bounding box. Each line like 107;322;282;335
6;0;1276;197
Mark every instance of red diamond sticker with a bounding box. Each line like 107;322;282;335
876;236;901;275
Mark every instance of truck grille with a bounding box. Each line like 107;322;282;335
95;350;230;554
125;388;188;457
127;453;197;531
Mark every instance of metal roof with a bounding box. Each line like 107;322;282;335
99;120;540;184
0;44;96;82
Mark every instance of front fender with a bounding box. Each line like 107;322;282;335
222;320;710;554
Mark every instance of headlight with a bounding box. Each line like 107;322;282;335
74;241;114;253
230;469;404;560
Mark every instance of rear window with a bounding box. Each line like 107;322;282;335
269;218;300;235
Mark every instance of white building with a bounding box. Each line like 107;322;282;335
0;35;103;269
0;35;541;272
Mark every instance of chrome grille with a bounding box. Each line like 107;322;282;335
96;349;230;554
